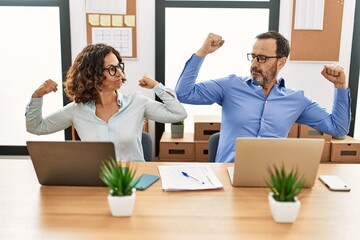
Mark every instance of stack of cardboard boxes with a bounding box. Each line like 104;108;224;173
293;124;360;163
159;116;360;162
159;116;220;162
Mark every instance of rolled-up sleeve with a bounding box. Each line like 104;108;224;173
144;83;187;123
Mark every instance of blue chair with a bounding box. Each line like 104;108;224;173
208;132;220;162
141;132;153;162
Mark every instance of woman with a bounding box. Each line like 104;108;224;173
26;43;187;161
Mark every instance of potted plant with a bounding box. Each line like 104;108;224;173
99;158;140;217
171;120;184;138
265;164;304;223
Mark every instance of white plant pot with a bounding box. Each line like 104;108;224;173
107;188;136;217
268;192;301;223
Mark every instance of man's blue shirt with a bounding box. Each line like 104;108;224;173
175;54;351;163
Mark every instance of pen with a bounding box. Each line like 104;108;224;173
181;171;205;184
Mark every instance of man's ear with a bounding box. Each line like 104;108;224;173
277;57;287;70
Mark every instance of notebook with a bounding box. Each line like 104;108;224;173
26;141;116;186
227;138;325;188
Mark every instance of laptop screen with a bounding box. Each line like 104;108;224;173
26;141;116;186
228;138;325;187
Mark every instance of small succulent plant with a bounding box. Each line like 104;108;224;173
265;164;304;202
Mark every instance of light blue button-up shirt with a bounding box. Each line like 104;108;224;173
26;83;187;162
175;54;351;163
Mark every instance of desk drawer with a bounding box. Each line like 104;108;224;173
159;142;194;161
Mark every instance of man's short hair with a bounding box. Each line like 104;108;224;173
256;30;290;58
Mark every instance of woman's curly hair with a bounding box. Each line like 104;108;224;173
64;43;125;103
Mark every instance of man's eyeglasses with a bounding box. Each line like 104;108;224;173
103;62;125;76
247;53;280;63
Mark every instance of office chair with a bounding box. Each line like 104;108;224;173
141;132;153;162
208;132;220;162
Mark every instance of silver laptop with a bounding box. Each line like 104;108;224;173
26;141;116;186
227;138;325;188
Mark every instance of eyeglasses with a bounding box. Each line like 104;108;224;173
103;62;125;76
247;53;280;63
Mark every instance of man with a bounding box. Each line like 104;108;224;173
175;31;351;163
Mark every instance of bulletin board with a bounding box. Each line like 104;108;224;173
290;0;344;61
86;0;137;59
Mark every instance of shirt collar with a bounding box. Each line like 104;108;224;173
116;91;123;106
245;77;286;88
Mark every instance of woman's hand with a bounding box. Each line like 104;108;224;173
32;79;58;98
138;74;159;89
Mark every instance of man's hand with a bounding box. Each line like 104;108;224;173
196;33;225;58
321;64;347;89
32;79;58;98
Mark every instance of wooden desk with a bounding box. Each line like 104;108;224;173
0;160;359;239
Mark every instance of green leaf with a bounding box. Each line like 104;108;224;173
99;157;139;196
265;163;304;202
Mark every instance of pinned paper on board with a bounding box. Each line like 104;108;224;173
86;0;127;14
92;27;133;57
124;15;135;27
100;15;111;26
112;15;123;27
88;14;99;26
294;0;325;30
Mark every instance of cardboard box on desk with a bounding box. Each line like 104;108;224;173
159;132;194;162
321;141;331;162
194;115;221;141
331;136;360;162
288;123;299;138
194;141;209;162
298;124;332;142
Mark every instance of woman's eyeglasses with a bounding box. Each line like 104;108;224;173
103;62;125;76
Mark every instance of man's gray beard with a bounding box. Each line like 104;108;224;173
253;76;266;86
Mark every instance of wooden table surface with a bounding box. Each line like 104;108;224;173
0;159;359;240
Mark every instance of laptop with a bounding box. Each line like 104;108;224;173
227;138;325;188
26;141;116;186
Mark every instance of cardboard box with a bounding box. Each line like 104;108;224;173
331;136;360;162
298;124;332;142
194;115;221;141
321;141;331;162
159;132;194;161
195;141;209;162
287;123;299;138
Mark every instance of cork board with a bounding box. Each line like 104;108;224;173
290;0;344;61
86;0;137;59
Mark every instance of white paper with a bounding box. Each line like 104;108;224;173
92;27;133;57
158;165;223;191
86;0;127;14
294;0;324;30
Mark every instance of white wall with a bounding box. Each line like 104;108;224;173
69;0;356;153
